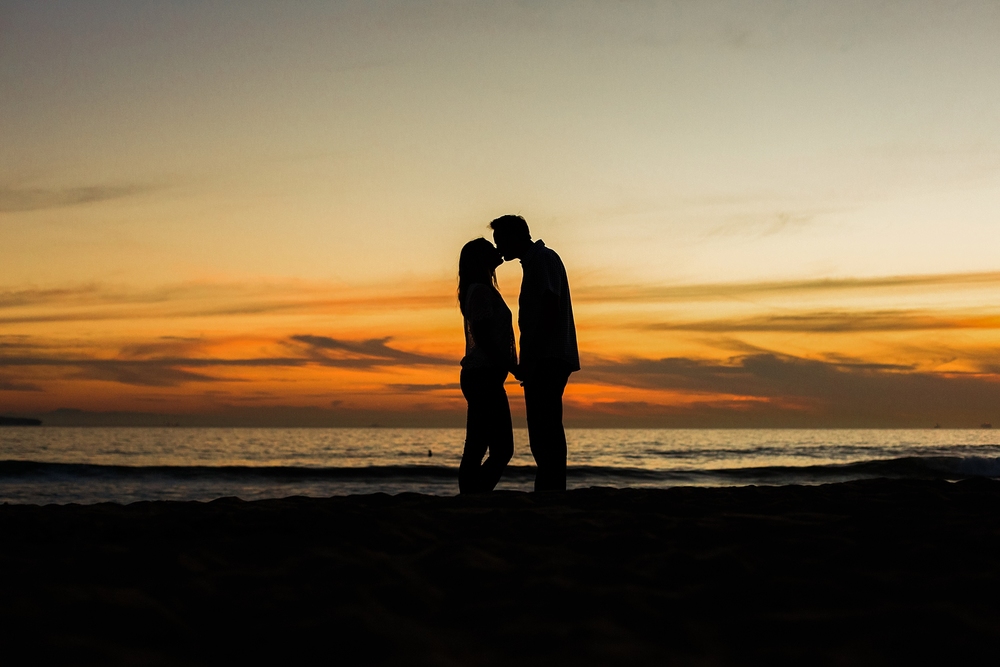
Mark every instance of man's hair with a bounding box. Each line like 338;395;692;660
489;214;531;241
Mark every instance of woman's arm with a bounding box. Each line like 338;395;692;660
469;315;507;366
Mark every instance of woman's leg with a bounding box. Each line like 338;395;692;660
459;368;490;493
479;370;513;491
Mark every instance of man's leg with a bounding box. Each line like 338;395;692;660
524;361;570;491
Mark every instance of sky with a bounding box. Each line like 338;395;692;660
3;0;1000;427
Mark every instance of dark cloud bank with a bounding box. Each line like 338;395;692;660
574;353;1000;428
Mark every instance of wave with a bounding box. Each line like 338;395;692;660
687;455;1000;483
3;455;1000;485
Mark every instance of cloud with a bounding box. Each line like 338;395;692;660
0;335;38;349
638;310;1000;333
575;271;1000;304
71;363;226;387
0;376;42;391
0;280;454;324
0;184;153;212
0;354;312;387
291;335;453;367
705;209;818;239
584;353;915;396
0;286;105;309
388;382;462;392
0;333;453;387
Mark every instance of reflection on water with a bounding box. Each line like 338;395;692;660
4;427;1000;470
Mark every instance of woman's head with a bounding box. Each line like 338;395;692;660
458;238;502;314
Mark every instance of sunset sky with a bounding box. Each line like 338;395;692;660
4;0;1000;426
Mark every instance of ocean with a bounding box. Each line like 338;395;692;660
2;427;1000;504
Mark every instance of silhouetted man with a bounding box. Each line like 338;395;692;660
490;215;579;491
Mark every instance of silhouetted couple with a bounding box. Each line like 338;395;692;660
458;215;579;493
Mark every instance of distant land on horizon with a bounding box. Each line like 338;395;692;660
0;417;42;426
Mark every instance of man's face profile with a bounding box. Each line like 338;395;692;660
493;229;516;261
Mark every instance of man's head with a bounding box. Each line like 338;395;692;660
489;214;532;261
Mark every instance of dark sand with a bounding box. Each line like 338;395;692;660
4;479;1000;665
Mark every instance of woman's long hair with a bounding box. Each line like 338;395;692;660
457;238;499;317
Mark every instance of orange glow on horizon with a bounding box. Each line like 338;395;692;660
4;272;1000;426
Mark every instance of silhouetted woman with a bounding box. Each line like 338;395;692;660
457;238;517;493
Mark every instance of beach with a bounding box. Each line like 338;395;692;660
3;478;1000;665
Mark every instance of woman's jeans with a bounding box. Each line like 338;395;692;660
460;367;513;493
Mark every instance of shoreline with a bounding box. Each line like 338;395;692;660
3;479;1000;664
6;454;1000;506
